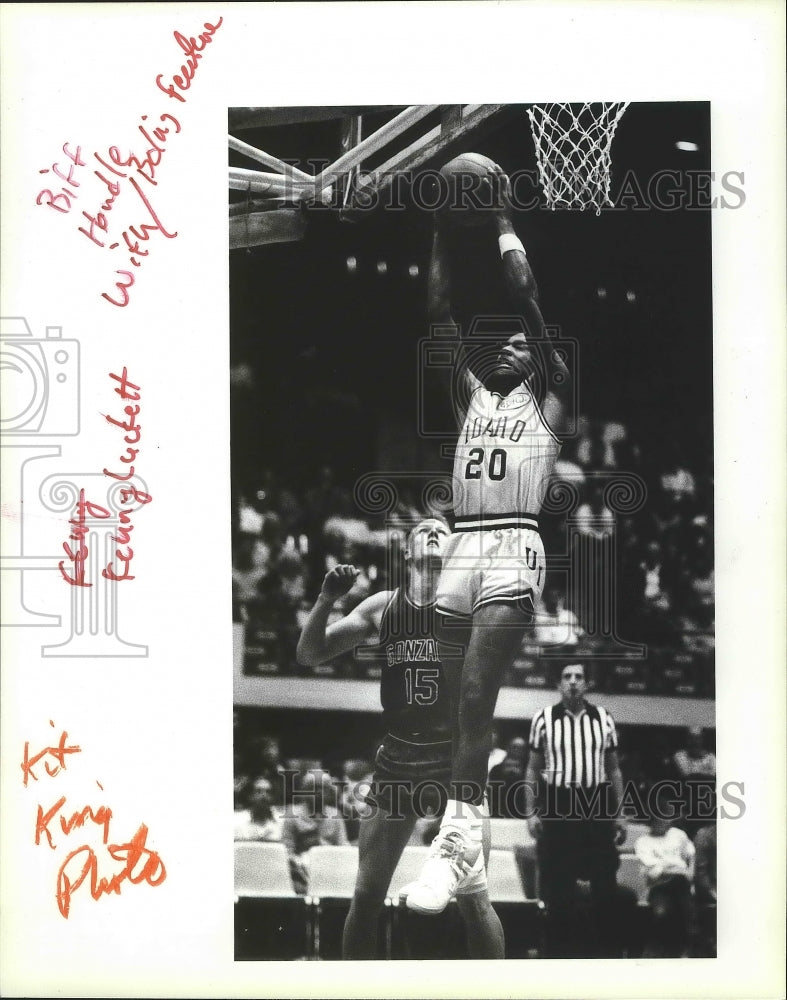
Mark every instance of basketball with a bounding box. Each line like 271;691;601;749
441;151;498;178
438;152;501;226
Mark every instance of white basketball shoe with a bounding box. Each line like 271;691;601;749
402;825;482;915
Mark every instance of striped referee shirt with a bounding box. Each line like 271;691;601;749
529;701;618;789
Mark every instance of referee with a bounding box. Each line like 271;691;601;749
524;663;628;958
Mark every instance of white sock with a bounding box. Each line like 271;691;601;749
442;799;483;843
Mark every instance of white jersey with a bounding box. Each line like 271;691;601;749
452;375;561;523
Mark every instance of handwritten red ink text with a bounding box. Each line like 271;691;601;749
23;725;167;918
35;795;112;851
100;177;178;307
36;142;86;214
156;19;224;103
58;488;111;587
78;114;181;249
101;368;153;581
21;722;81;786
57;823;166;919
36;18;221;306
107;113;182;187
59;369;152;587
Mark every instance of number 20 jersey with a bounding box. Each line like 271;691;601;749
452;380;561;521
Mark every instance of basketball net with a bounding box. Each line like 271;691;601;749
526;102;630;213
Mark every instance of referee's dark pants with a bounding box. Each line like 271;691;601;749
537;786;624;959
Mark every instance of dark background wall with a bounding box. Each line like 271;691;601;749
230;102;713;499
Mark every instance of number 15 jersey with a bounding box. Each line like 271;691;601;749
377;587;456;739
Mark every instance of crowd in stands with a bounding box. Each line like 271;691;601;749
233;715;717;956
232;413;714;693
234;719;716;836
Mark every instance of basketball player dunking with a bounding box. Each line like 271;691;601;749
296;518;505;959
406;165;573;914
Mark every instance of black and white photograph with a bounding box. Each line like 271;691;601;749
229;101;720;961
1;4;784;998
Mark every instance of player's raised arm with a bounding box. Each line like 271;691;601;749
427;221;454;327
296;565;388;666
427;217;483;421
489;165;572;437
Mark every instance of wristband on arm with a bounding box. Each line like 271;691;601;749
498;233;525;258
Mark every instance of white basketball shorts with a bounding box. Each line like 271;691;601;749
435;518;546;621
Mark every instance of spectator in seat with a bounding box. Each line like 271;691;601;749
282;769;349;894
673;726;716;781
570;414;605;469
660;447;697;506
487;725;507;774
338;758;375;843
604;421;637;471
234;775;284;843
625;540;681;647
574;481;614;539
232;533;269;623
233;710;251;807
677;532;715;632
247;734;285;806
488;736;529;818
255;468;303;538
534;583;584;648
640;539;673;612
635;816;696;957
234;766;251;813
673;726;716;841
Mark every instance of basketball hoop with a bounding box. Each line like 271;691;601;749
526;102;630;214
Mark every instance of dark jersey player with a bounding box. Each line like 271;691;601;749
297;517;504;959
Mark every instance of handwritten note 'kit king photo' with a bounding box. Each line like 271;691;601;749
2;5;785;1000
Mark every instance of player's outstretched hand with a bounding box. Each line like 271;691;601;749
483;162;512;216
320;564;360;601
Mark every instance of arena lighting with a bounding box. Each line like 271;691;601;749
346;255;357;274
376;260;388;276
596;286;607;300
626;290;637;303
408;263;420;278
675;140;699;152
